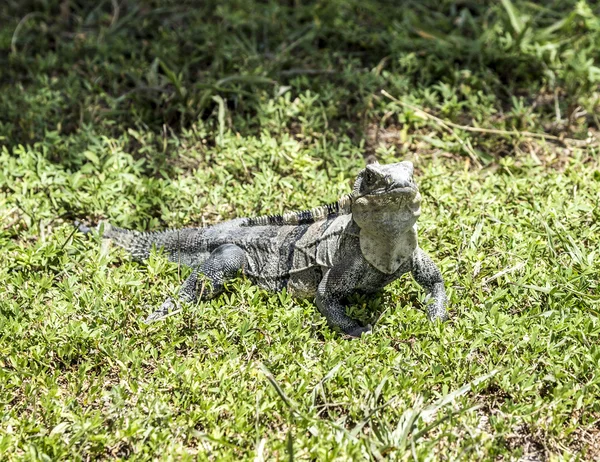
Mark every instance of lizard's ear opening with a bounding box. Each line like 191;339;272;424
363;168;377;187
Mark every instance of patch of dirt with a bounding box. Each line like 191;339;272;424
570;424;600;461
474;407;547;462
502;424;548;462
476;399;600;461
104;440;133;459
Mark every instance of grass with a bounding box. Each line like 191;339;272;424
1;0;600;460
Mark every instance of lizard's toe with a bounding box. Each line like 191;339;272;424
144;298;176;323
144;310;168;323
345;324;372;339
429;310;449;322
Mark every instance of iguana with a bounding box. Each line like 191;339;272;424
79;161;448;337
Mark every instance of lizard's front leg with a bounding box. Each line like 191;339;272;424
411;248;448;321
145;244;247;322
315;268;372;338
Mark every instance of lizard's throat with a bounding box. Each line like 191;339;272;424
352;195;421;274
357;225;418;274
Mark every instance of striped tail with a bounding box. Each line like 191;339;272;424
99;222;198;262
242;194;353;227
78;221;204;266
100;222;157;261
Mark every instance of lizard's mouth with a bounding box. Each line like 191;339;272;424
365;185;418;198
354;185;421;213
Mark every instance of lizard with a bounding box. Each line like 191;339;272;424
78;161;448;337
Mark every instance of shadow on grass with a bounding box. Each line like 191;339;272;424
2;0;597;168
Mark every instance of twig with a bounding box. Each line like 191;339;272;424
11;12;44;54
160;308;183;319
381;91;482;166
115;85;171;102
381;90;594;147
280;69;336;76
59;224;79;251
110;0;121;28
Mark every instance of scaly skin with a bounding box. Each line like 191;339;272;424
80;161;448;337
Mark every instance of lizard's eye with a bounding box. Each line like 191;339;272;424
364;169;377;186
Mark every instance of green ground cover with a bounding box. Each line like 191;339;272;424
1;0;599;459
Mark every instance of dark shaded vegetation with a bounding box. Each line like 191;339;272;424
2;0;599;155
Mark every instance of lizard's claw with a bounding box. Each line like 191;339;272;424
144;297;178;323
74;220;93;234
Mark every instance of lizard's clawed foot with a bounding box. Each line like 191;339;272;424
74;220;92;234
428;309;449;323
144;297;178;323
345;324;372;339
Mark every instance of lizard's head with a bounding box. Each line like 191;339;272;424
351;161;421;235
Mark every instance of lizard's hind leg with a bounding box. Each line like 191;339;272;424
145;244;247;322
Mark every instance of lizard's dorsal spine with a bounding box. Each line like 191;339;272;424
242;194;354;227
98;194;354;261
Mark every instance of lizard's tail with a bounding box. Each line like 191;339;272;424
101;222;155;261
76;220;156;261
76;220;203;263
